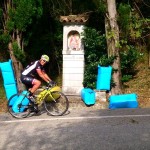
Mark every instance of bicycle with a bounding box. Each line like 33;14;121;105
7;83;69;119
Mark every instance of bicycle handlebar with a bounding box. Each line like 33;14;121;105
46;81;57;89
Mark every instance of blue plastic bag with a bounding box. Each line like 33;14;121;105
96;65;112;91
81;88;96;105
109;93;138;109
12;91;30;113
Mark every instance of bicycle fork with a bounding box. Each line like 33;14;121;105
46;91;57;102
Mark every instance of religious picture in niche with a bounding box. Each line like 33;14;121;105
68;32;81;51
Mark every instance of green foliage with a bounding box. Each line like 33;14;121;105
98;0;107;14
0;32;10;45
118;3;131;33
118;3;148;42
121;75;132;82
0;31;10;61
12;42;26;63
82;27;114;89
82;62;98;88
10;0;43;32
6;20;15;32
129;15;143;39
117;2;148;83
0;8;3;18
0;0;43;63
0;74;6;100
82;27;106;56
120;45;142;82
99;55;115;66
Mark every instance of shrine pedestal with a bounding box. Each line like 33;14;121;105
62;54;84;94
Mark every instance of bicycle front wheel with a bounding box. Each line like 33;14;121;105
7;93;31;119
44;91;69;116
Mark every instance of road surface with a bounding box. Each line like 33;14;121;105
0;108;150;150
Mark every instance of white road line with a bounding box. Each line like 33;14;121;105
2;114;150;123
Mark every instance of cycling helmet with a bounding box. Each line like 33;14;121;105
41;54;49;62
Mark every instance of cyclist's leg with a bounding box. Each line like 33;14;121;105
21;75;43;114
21;75;41;94
21;75;33;90
30;79;41;94
21;75;38;103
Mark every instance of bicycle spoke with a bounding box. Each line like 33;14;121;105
44;91;69;116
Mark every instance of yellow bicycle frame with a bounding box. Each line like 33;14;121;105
36;86;61;104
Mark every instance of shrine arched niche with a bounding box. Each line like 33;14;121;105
67;30;81;51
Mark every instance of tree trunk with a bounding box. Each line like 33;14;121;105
106;0;123;94
8;42;25;93
105;17;112;57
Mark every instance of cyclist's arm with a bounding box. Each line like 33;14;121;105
42;71;52;82
36;69;51;83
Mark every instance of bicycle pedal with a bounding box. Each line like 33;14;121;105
28;95;36;102
34;105;39;111
34;110;41;116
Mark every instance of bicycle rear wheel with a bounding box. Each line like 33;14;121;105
7;93;31;119
44;91;69;116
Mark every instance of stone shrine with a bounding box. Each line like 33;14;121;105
60;15;88;95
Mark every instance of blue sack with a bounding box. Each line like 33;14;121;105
81;88;96;105
0;60;16;85
2;72;16;85
0;60;14;72
12;91;30;113
4;84;18;100
8;94;18;106
96;65;112;91
109;93;138;109
0;59;18;100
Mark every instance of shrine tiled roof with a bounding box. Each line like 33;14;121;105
60;15;89;24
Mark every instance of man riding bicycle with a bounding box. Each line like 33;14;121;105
21;54;54;103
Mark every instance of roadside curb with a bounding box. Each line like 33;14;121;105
66;95;109;110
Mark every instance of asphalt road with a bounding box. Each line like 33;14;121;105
0;108;150;150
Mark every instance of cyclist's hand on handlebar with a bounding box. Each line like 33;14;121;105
50;80;56;85
47;80;56;87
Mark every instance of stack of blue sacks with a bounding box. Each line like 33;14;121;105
0;60;18;100
0;60;29;112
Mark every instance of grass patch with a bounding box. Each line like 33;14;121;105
0;73;7;113
123;52;150;108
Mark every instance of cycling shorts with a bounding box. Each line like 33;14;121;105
21;75;35;87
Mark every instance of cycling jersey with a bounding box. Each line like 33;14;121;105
22;60;45;77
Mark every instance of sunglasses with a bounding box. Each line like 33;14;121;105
42;59;47;63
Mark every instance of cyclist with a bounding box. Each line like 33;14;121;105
21;54;54;103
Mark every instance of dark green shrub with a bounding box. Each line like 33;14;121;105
82;27;114;89
120;45;141;82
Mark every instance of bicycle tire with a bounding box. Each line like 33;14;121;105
44;91;69;116
7;93;31;119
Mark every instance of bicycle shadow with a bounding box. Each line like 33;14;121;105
27;104;70;118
